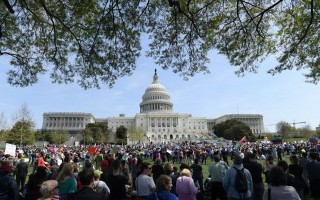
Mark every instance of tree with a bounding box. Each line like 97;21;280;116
46;131;68;144
213;119;253;141
34;131;46;141
12;103;34;123
0;130;9;141
127;126;145;144
115;125;127;144
298;125;312;138
6;121;35;145
1;1;319;89
83;123;111;144
316;129;320;138
11;103;35;146
35;130;68;144
276;121;292;140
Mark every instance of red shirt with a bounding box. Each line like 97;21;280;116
38;157;45;167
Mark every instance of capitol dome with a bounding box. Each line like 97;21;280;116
140;69;173;113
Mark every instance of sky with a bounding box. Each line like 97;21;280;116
0;48;319;133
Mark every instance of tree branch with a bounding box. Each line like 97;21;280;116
2;0;14;13
138;0;150;18
290;0;314;53
39;0;84;54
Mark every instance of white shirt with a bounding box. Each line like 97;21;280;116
135;174;155;196
262;186;301;200
93;180;110;199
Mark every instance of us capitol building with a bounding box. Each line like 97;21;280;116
42;70;265;143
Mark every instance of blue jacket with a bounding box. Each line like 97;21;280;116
147;190;178;200
223;164;253;200
0;170;18;200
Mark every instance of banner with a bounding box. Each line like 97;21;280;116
5;143;16;156
88;147;97;154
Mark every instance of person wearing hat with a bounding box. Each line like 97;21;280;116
93;170;110;199
0;160;18;200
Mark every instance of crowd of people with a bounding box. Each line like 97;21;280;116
0;139;319;200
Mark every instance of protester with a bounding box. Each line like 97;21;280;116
93;170;110;199
94;151;103;170
56;162;77;196
209;155;228;200
289;154;306;198
277;160;305;198
7;137;320;200
67;169;105;200
223;155;253;200
147;175;178;200
152;159;164;183
0;160;18;200
263;155;275;185
244;153;264;200
299;151;310;189
190;158;204;193
26;166;48;200
136;162;156;200
262;166;301;200
176;168;197;200
15;158;29;192
100;154;109;171
106;159;129;200
38;180;59;200
306;151;320;200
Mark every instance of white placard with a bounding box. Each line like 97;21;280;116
5;143;16;156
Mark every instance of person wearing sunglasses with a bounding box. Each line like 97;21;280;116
135;162;156;200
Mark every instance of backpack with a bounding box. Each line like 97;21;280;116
233;167;248;193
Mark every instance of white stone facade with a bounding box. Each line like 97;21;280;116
42;112;95;131
213;114;265;134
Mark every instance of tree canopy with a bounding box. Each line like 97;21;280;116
115;125;127;144
213;119;253;141
6;120;35;145
1;0;319;89
35;131;68;144
83;123;111;144
127;126;145;144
